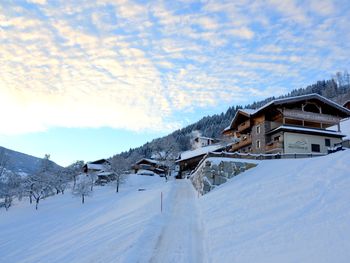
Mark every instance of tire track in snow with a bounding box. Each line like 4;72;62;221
149;179;205;263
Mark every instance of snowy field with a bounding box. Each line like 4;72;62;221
1;150;350;263
0;175;174;263
201;149;350;263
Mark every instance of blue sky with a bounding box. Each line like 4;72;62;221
1;0;350;166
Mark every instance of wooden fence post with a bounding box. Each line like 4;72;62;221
161;192;163;213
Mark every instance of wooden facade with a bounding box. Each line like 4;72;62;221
224;94;350;155
132;158;167;175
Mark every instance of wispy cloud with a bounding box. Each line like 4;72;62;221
0;0;349;135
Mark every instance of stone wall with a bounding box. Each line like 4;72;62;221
191;159;257;194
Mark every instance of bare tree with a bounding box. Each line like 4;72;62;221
0;148;9;178
151;136;179;179
26;154;54;210
0;171;22;211
66;161;84;189
108;156;130;193
72;175;92;204
49;169;69;195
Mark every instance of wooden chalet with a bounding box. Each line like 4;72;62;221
132;158;167;176
83;159;115;185
83;159;110;173
175;144;226;178
223;94;350;155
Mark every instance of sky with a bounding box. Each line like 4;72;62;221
1;0;350;166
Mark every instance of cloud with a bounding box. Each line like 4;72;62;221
0;0;349;135
27;0;47;5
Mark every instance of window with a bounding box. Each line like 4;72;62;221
274;136;280;142
325;139;330;147
311;144;320;152
256;125;261;134
256;140;261;149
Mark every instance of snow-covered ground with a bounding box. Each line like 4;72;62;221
200;149;350;263
1;150;350;263
0;175;173;263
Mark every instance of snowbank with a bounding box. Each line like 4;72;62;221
200;149;350;263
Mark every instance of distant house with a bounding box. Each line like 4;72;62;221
83;159;115;184
193;136;220;148
132;158;167;176
175;144;226;178
343;100;350;110
223;94;350;155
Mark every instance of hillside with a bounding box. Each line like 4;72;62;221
119;76;350;163
0;146;61;176
200;149;350;263
1;150;350;262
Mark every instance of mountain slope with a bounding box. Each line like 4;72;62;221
119;77;350;162
200;149;350;263
0;146;61;175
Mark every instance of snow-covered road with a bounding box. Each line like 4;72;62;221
150;180;206;263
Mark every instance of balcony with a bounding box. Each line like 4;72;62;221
237;120;251;132
283;109;341;125
232;135;252;151
265;141;283;152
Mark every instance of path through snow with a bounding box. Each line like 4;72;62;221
150;179;206;263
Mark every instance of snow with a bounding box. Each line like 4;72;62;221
149;180;206;263
200;149;350;263
340;118;350;140
2;150;350;262
271;125;345;136
0;175;172;263
86;163;105;171
136;158;160;165
240;108;257;115
137;169;157;176
177;144;225;162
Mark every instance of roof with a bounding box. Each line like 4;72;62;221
343;100;350;107
225;94;350;132
135;158;160;165
195;136;215;141
176;144;226;163
254;94;350;116
86;163;105;171
89;159;108;165
267;125;346;137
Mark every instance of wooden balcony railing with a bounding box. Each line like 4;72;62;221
265;141;283;152
283;109;341;124
232;135;252;151
237;120;251;132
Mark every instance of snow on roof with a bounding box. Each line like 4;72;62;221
97;171;114;176
177;144;225;162
136;158;160;165
240;108;257;115
195;136;215;140
270;125;345;137
87;163;105;171
223;126;231;132
255;93;350;116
